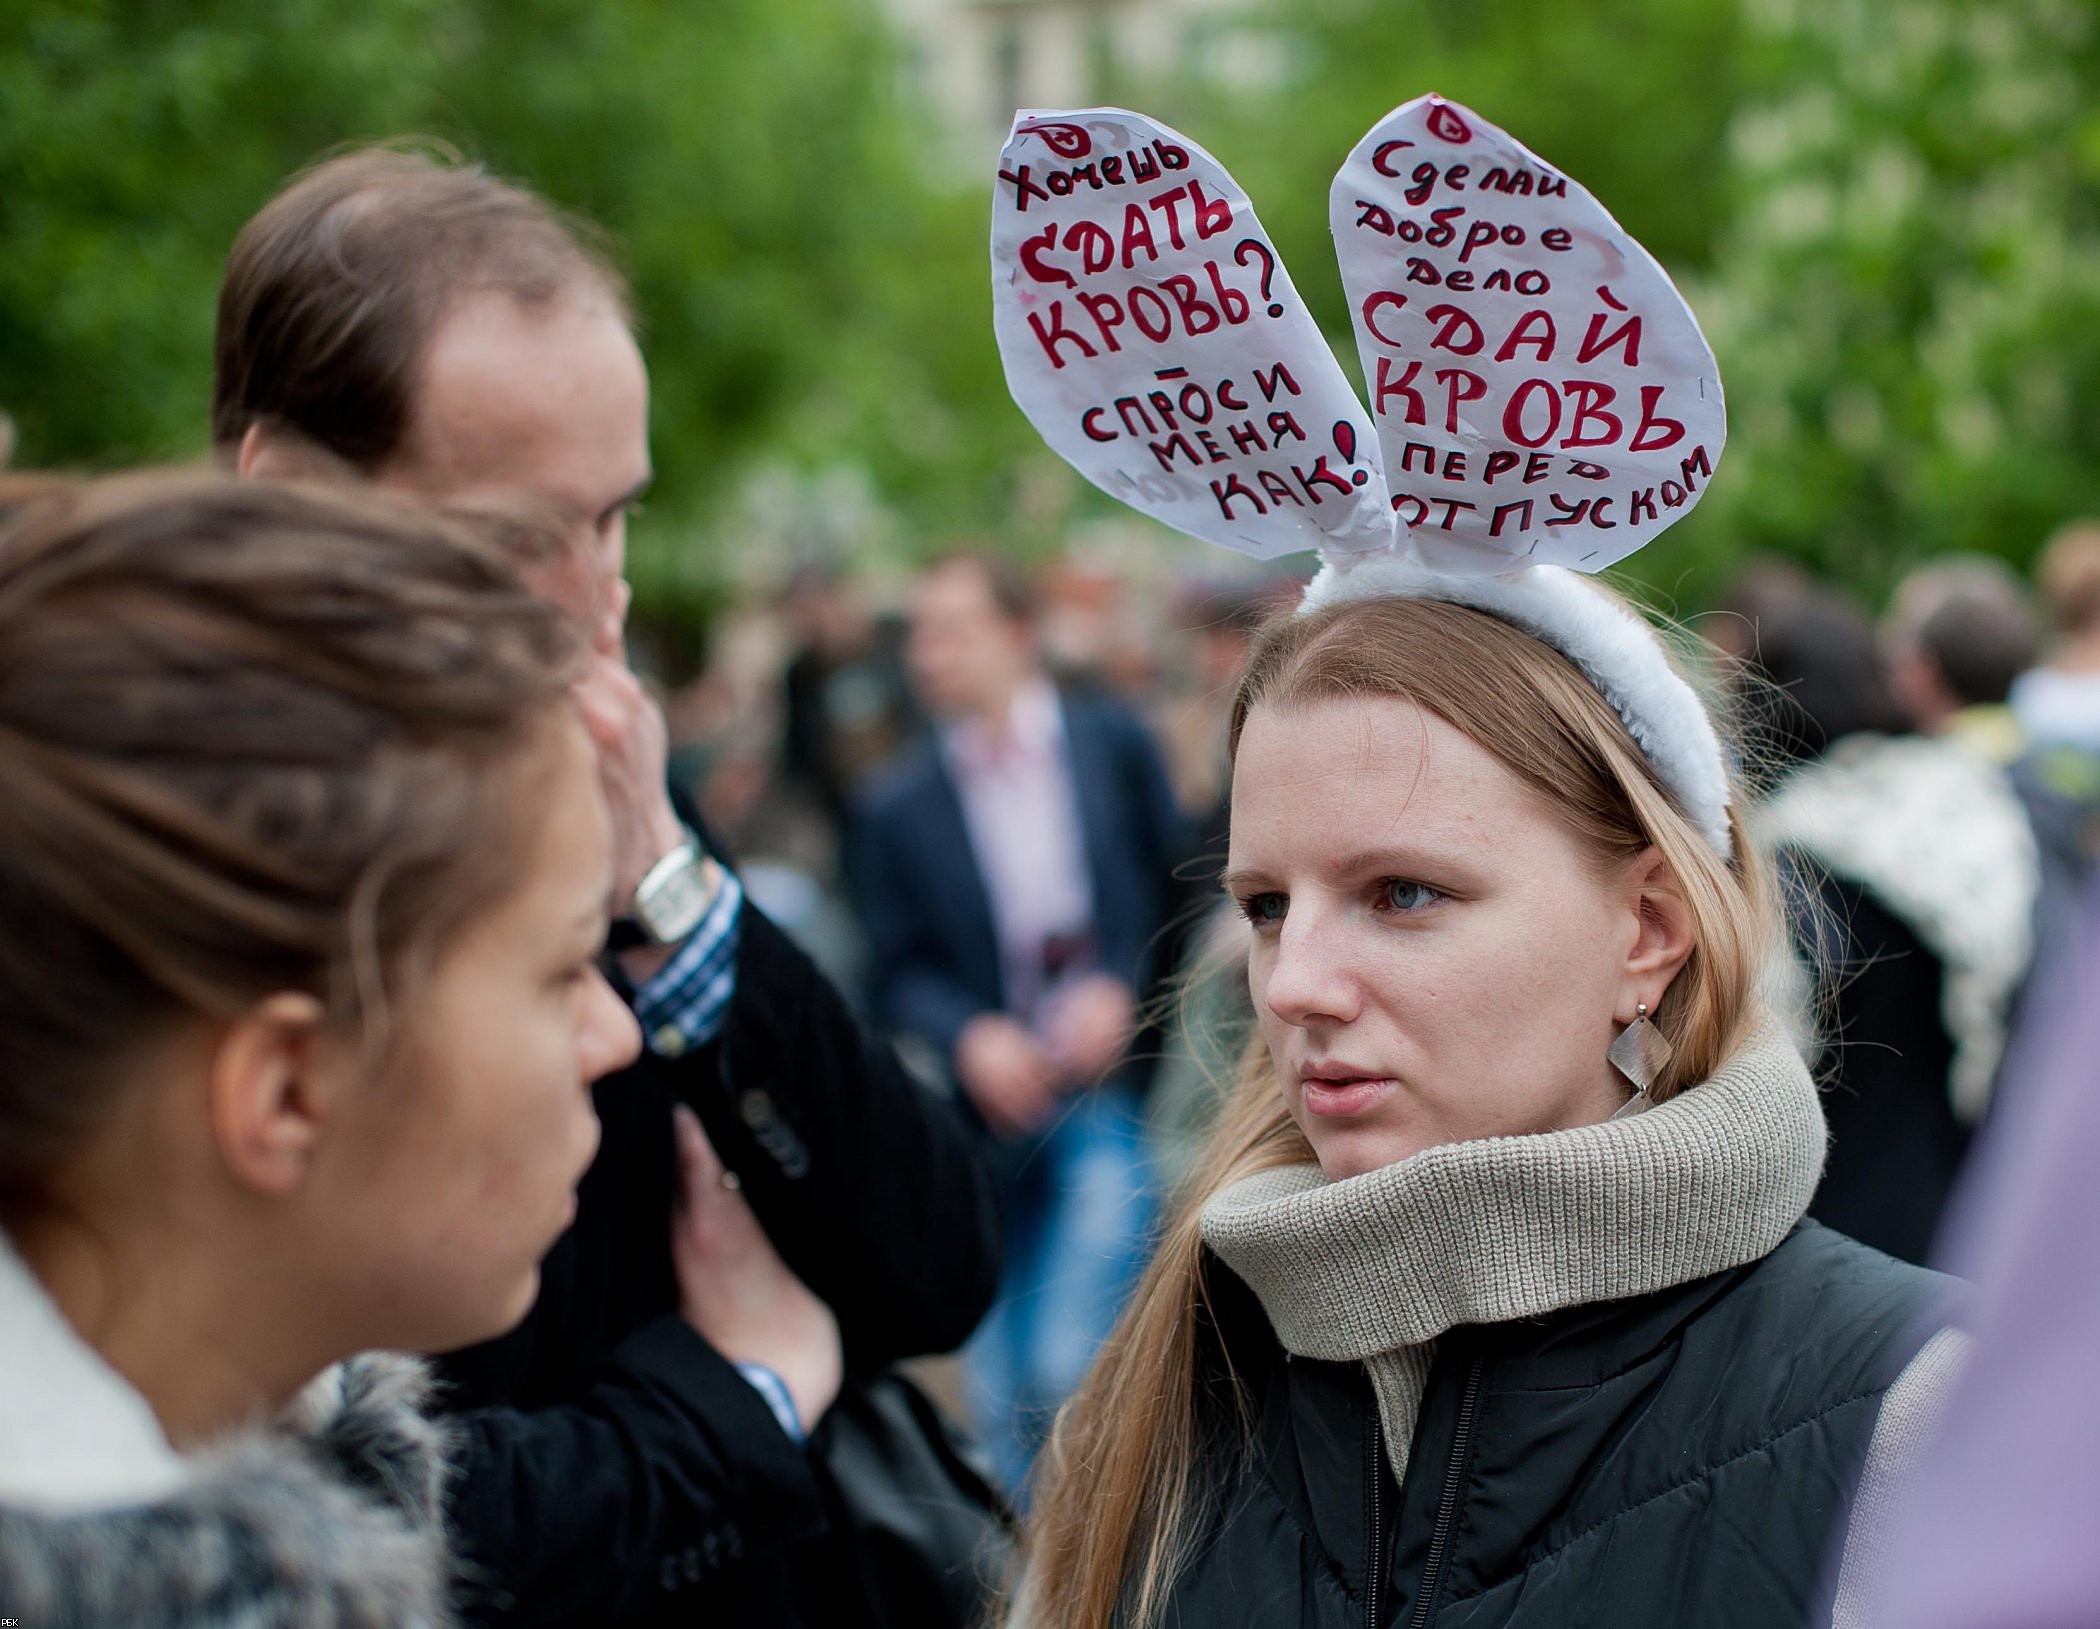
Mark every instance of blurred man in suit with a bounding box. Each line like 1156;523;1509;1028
850;553;1184;1490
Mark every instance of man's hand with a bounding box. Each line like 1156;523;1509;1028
573;649;685;907
1040;973;1138;1089
953;1012;1062;1139
671;1105;843;1435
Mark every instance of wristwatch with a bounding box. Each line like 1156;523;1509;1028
616;832;724;950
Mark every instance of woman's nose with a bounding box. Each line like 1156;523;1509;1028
1259;913;1364;1029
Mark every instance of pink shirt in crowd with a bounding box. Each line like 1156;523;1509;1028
941;678;1095;1023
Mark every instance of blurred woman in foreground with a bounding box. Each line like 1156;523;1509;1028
1015;580;1963;1629
0;475;648;1625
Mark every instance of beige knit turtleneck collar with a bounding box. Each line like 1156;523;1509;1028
1199;1020;1826;1478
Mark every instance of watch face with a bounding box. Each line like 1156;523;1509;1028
636;850;712;945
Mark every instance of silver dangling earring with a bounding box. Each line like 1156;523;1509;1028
1608;1000;1673;1119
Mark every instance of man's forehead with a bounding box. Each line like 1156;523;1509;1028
393;287;649;516
918;561;1003;615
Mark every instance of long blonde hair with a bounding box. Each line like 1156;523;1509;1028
1014;592;1779;1629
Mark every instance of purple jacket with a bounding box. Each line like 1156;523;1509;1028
1865;890;2100;1626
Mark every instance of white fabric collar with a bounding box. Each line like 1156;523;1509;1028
942;673;1064;770
0;1230;189;1513
2010;665;2100;753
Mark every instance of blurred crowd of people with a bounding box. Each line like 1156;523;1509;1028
1718;533;2100;1262
654;521;2100;1301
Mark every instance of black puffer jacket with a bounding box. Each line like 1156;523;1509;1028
1159;1222;1946;1628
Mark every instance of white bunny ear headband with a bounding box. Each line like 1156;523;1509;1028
990;95;1733;858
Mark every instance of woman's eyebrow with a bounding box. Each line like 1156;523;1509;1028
1225;847;1445;896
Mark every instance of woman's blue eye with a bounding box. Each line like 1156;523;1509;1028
1238;891;1287;926
1380;879;1442;913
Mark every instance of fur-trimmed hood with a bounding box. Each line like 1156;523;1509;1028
0;1235;455;1628
1758;732;2038;1121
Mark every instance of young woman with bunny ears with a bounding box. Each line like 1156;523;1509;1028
991;97;1962;1629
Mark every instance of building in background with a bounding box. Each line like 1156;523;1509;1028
884;0;1289;160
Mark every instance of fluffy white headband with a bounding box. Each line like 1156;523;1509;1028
1299;555;1733;857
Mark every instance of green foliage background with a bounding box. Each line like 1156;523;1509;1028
0;0;1040;614
2;0;2096;614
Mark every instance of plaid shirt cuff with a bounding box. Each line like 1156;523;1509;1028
632;866;744;1057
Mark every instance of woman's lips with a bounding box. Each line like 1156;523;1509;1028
1299;1077;1399;1117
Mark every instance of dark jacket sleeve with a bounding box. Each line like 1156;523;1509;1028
435;881;1003;1624
843;792;996;1065
688;901;1005;1363
1797;867;1969;1266
446;1318;827;1627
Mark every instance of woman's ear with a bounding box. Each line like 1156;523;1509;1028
205;992;336;1196
1617;847;1696;1020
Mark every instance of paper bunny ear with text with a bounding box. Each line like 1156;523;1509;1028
1330;94;1726;577
991;108;1394;561
989;97;1738;858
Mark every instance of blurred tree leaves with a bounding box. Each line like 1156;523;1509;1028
1677;0;2100;601
0;0;1040;609
0;1;451;467
3;0;2097;610
1154;0;1743;337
